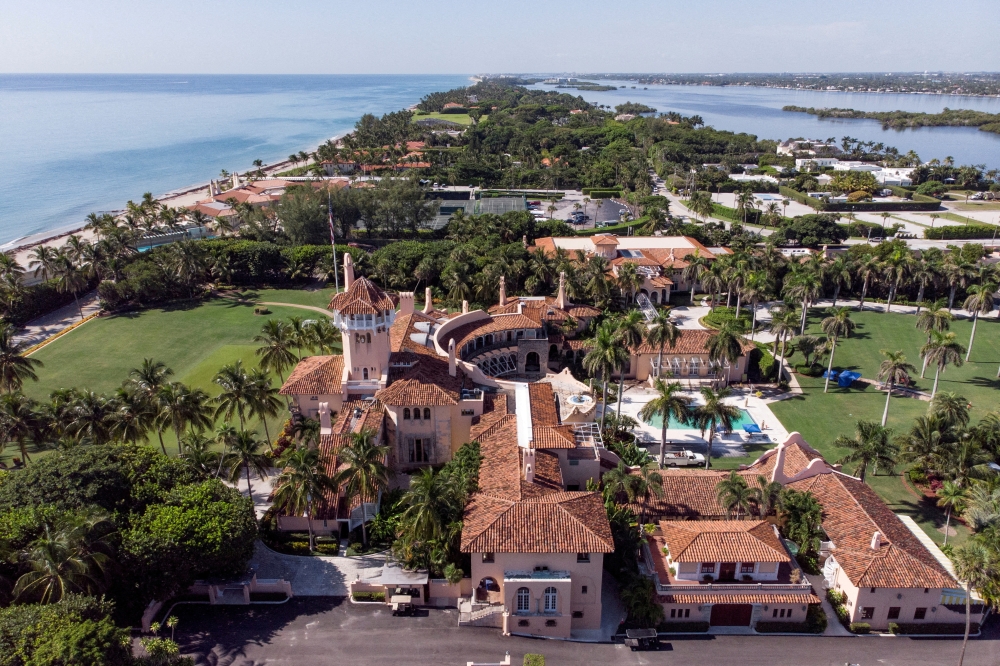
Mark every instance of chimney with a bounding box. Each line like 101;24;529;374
462;300;469;314
870;532;882;550
498;276;507;307
398;292;414;316
343;253;355;290
525;463;534;484
524;448;536;483
522;235;528;249
555;271;568;309
423;287;434;314
318;402;332;435
769;442;787;484
232;172;240;189
448;338;457;377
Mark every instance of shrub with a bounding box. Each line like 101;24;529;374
924;224;999;240
847;190;872;202
523;655;545;666
352;591;386;602
907;468;928;485
656;621;710;632
888;622;900;634
702;574;714;582
826;589;846;606
702;306;750;331
2;276;98;326
849;622;871;634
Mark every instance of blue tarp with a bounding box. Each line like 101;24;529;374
743;424;762;434
838;371;861;387
823;369;840;380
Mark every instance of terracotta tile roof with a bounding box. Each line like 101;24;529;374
460;417;614;554
649;276;674;288
328;277;397;315
788;472;955;589
531;425;577;449
450;313;542;350
628;470;752;520
389;311;440;357
470;394;510;441
528;383;560;426
592;234;619;245
611;256;662;268
747;440;822;478
632;329;756;356
279;355;344;396
660;592;821;605
658;520;791;563
376;367;461;406
488;298;601;322
564;339;592;351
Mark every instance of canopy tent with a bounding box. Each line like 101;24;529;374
743;424;762;434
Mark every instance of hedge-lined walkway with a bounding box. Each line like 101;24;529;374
14;290;101;349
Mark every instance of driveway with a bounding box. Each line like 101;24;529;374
173;598;1000;665
249;542;386;596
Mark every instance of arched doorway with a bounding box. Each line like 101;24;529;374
476;577;501;604
525;352;540;373
650;291;659;304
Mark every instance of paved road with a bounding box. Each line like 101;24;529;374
173;598;1000;666
249;542;386;596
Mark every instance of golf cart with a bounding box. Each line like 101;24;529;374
624;628;659;651
390;594;414;616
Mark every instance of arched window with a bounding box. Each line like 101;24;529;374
413;407;421;420
363;368;369;380
525;351;540;373
423;408;431;420
485;334;493;345
543;587;557;613
650;291;658;304
403;408;411;420
516;587;530;613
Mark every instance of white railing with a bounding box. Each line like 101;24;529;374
470;604;505;621
636;292;656;322
656;581;814;594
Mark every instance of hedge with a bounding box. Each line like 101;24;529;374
576;217;647;236
352;591;386;602
711;203;762;225
582;187;621;196
924;224;999;240
586;190;624;199
3;276;99;326
656;621;710;632
891;622;979;635
778;186;941;212
849;622;871;634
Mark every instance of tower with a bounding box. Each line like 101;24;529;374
328;277;396;389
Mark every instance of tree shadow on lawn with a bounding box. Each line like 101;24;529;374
176;597;344;666
965;375;1000;392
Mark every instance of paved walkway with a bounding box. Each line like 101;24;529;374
249;541;387;596
804;573;853;637
15;290;101;348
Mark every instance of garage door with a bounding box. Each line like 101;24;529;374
709;604;753;626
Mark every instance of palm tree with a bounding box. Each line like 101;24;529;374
876;350;915;427
109;387;156;444
821;307;855;393
179;432;221;477
613;311;645;415
753;476;784;518
583;321;630;431
962;282;996;362
248;368;282;450
400;467;451;544
226;429;271;499
898;414;947;475
13;514;115;603
645;308;679;379
706;322;745;385
601;460;663;508
286;316;310;360
942;256;975;313
910;258;938;313
128;358;173;453
272;444;337;551
682;250;710;303
922;331;965;399
916;300;952;377
833;420;897;483
716;471;755;519
27;245;59;282
213;361;254;431
937;481;967;547
740;271;770;340
824;255;853;308
53;253;88;319
334;428;390;545
0;392;40;462
67;391;114;445
783;269;822;335
157;382;213;454
768;308;798;382
254;320;298;384
0;323;42;393
638;379;693;468
694;386;740;469
953;542;998;666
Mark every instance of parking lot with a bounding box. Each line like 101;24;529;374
173;598;1000;666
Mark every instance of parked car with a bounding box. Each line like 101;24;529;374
661;450;706;467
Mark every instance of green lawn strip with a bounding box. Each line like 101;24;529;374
917;211;994;226
7;297;322;464
764;308;1000;545
228;286;338;309
412;112;479;126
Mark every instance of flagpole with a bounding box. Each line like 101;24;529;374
328;190;340;293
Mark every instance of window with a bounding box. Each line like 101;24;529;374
362;368;369;380
740;562;755;574
888;607;901;620
701;563;715;574
870;587;876;594
482;553;494;563
914;608;927;620
461;409;475;416
861;607;875;620
772;609;778;618
543;587;557;613
581;586;587;594
423;408;431;420
545;619;557;627
518;619;529;627
577;553;590;563
572;611;583;619
409;438;429;463
670;609;677;618
403;408;410;420
516;587;530;613
412;407;421;420
683;609;690;618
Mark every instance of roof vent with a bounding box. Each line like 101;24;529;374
870;531;882;550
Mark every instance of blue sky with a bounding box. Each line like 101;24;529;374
1;0;997;74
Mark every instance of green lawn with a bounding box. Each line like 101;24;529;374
228;285;338;309
758;308;1000;546
412;112;480;126
10;291;341;463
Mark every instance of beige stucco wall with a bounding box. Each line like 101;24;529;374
342;315;392;382
384;399;481;468
469;551;604;637
293;393;344;419
668;558;779;582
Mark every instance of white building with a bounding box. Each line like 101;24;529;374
795;157;840;170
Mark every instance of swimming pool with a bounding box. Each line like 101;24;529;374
642;408;757;431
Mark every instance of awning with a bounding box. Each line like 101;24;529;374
940;588;983;605
743;424;762;434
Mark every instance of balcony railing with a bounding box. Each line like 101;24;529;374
655;581;814;594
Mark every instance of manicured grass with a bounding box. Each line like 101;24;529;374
917;212;994;226
761;308;1000;546
412;111;480;126
229;285;338;309
9;291;342;463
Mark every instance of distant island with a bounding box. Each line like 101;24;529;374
555;82;618;91
782;105;1000;135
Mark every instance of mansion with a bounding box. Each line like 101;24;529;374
275;251;980;638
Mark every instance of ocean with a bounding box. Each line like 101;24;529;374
3;73;1000;247
0;74;469;246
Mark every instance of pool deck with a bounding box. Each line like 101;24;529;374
610;382;790;461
